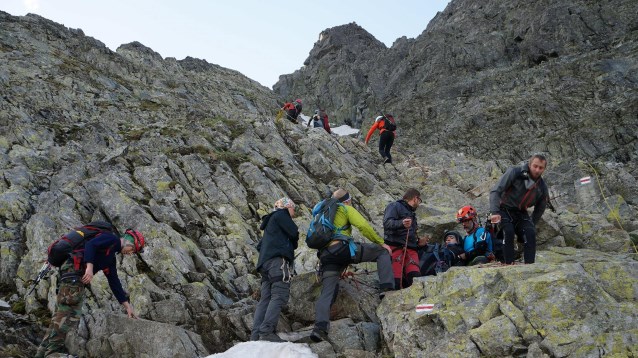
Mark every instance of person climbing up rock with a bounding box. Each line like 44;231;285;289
364;113;397;164
310;189;393;342
282;99;302;123
250;197;299;343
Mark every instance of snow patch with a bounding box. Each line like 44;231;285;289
205;341;317;358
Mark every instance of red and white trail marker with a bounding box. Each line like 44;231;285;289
580;176;592;185
415;303;434;313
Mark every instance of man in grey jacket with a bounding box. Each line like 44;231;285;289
489;154;548;264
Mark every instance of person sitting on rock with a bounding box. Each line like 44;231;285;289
306;108;331;133
251;197;299;343
282;99;302;123
457;205;494;266
443;230;466;266
310;189;394;342
35;225;145;358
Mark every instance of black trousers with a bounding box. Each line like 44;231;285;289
499;209;537;264
378;131;394;163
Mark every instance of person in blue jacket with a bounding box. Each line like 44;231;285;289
36;225;145;358
456;206;493;265
250;197;299;342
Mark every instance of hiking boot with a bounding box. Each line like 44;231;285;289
310;328;328;342
383;157;390;165
259;332;285;342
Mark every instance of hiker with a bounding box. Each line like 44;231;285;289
306;109;331;133
364;114;397;164
443;230;466;265
383;188;429;289
35;224;145;358
457;206;494;265
310;189;394;342
250;197;299;342
282;99;302;123
418;231;461;276
489;154;549;264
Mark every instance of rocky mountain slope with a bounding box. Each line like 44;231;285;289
0;0;637;356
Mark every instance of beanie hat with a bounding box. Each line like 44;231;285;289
274;197;295;210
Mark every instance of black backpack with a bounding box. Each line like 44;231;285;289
419;243;455;276
306;198;345;249
47;221;118;267
382;114;397;131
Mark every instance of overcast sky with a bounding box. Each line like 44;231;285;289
2;1;450;88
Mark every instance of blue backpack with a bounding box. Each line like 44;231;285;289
306;198;346;249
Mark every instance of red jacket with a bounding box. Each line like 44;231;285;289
365;118;395;144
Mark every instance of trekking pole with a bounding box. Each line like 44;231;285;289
399;227;410;289
27;262;52;296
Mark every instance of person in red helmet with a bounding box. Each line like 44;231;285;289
281;99;303;123
35;224;146;358
456;206;493;265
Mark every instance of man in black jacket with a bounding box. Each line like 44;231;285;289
383;188;428;289
251;197;299;342
489;154;549;264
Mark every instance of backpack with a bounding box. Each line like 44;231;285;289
47;221;118;267
382;114;397;132
419;243;454;276
312;116;324;128
471;227;489;255
306;198;345;249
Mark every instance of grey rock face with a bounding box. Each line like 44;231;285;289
1;0;637;356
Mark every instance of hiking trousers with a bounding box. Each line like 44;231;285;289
314;242;394;332
499;209;537;264
35;261;85;358
378;131;394;163
250;257;292;340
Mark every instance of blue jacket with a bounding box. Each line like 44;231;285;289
256;208;299;270
383;200;418;249
463;227;493;255
83;232;129;303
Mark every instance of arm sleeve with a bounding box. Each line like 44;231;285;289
531;185;548;225
83;233;118;264
364;122;379;144
489;167;517;213
486;231;493;253
278;213;300;249
324;115;331;133
348;207;383;245
383;203;404;231
104;265;129;303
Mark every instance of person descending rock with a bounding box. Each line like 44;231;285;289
282;99;303;123
456;205;494;265
35;224;145;358
489;154;549;264
310;189;394;342
251;197;299;342
306;108;331;133
364;113;397;164
383;188;429;289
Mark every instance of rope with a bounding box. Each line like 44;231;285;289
586;162;638;254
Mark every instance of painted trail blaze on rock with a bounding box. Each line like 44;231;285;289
415;303;434;313
580;176;592;185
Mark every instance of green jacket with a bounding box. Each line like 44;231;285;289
333;205;383;245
